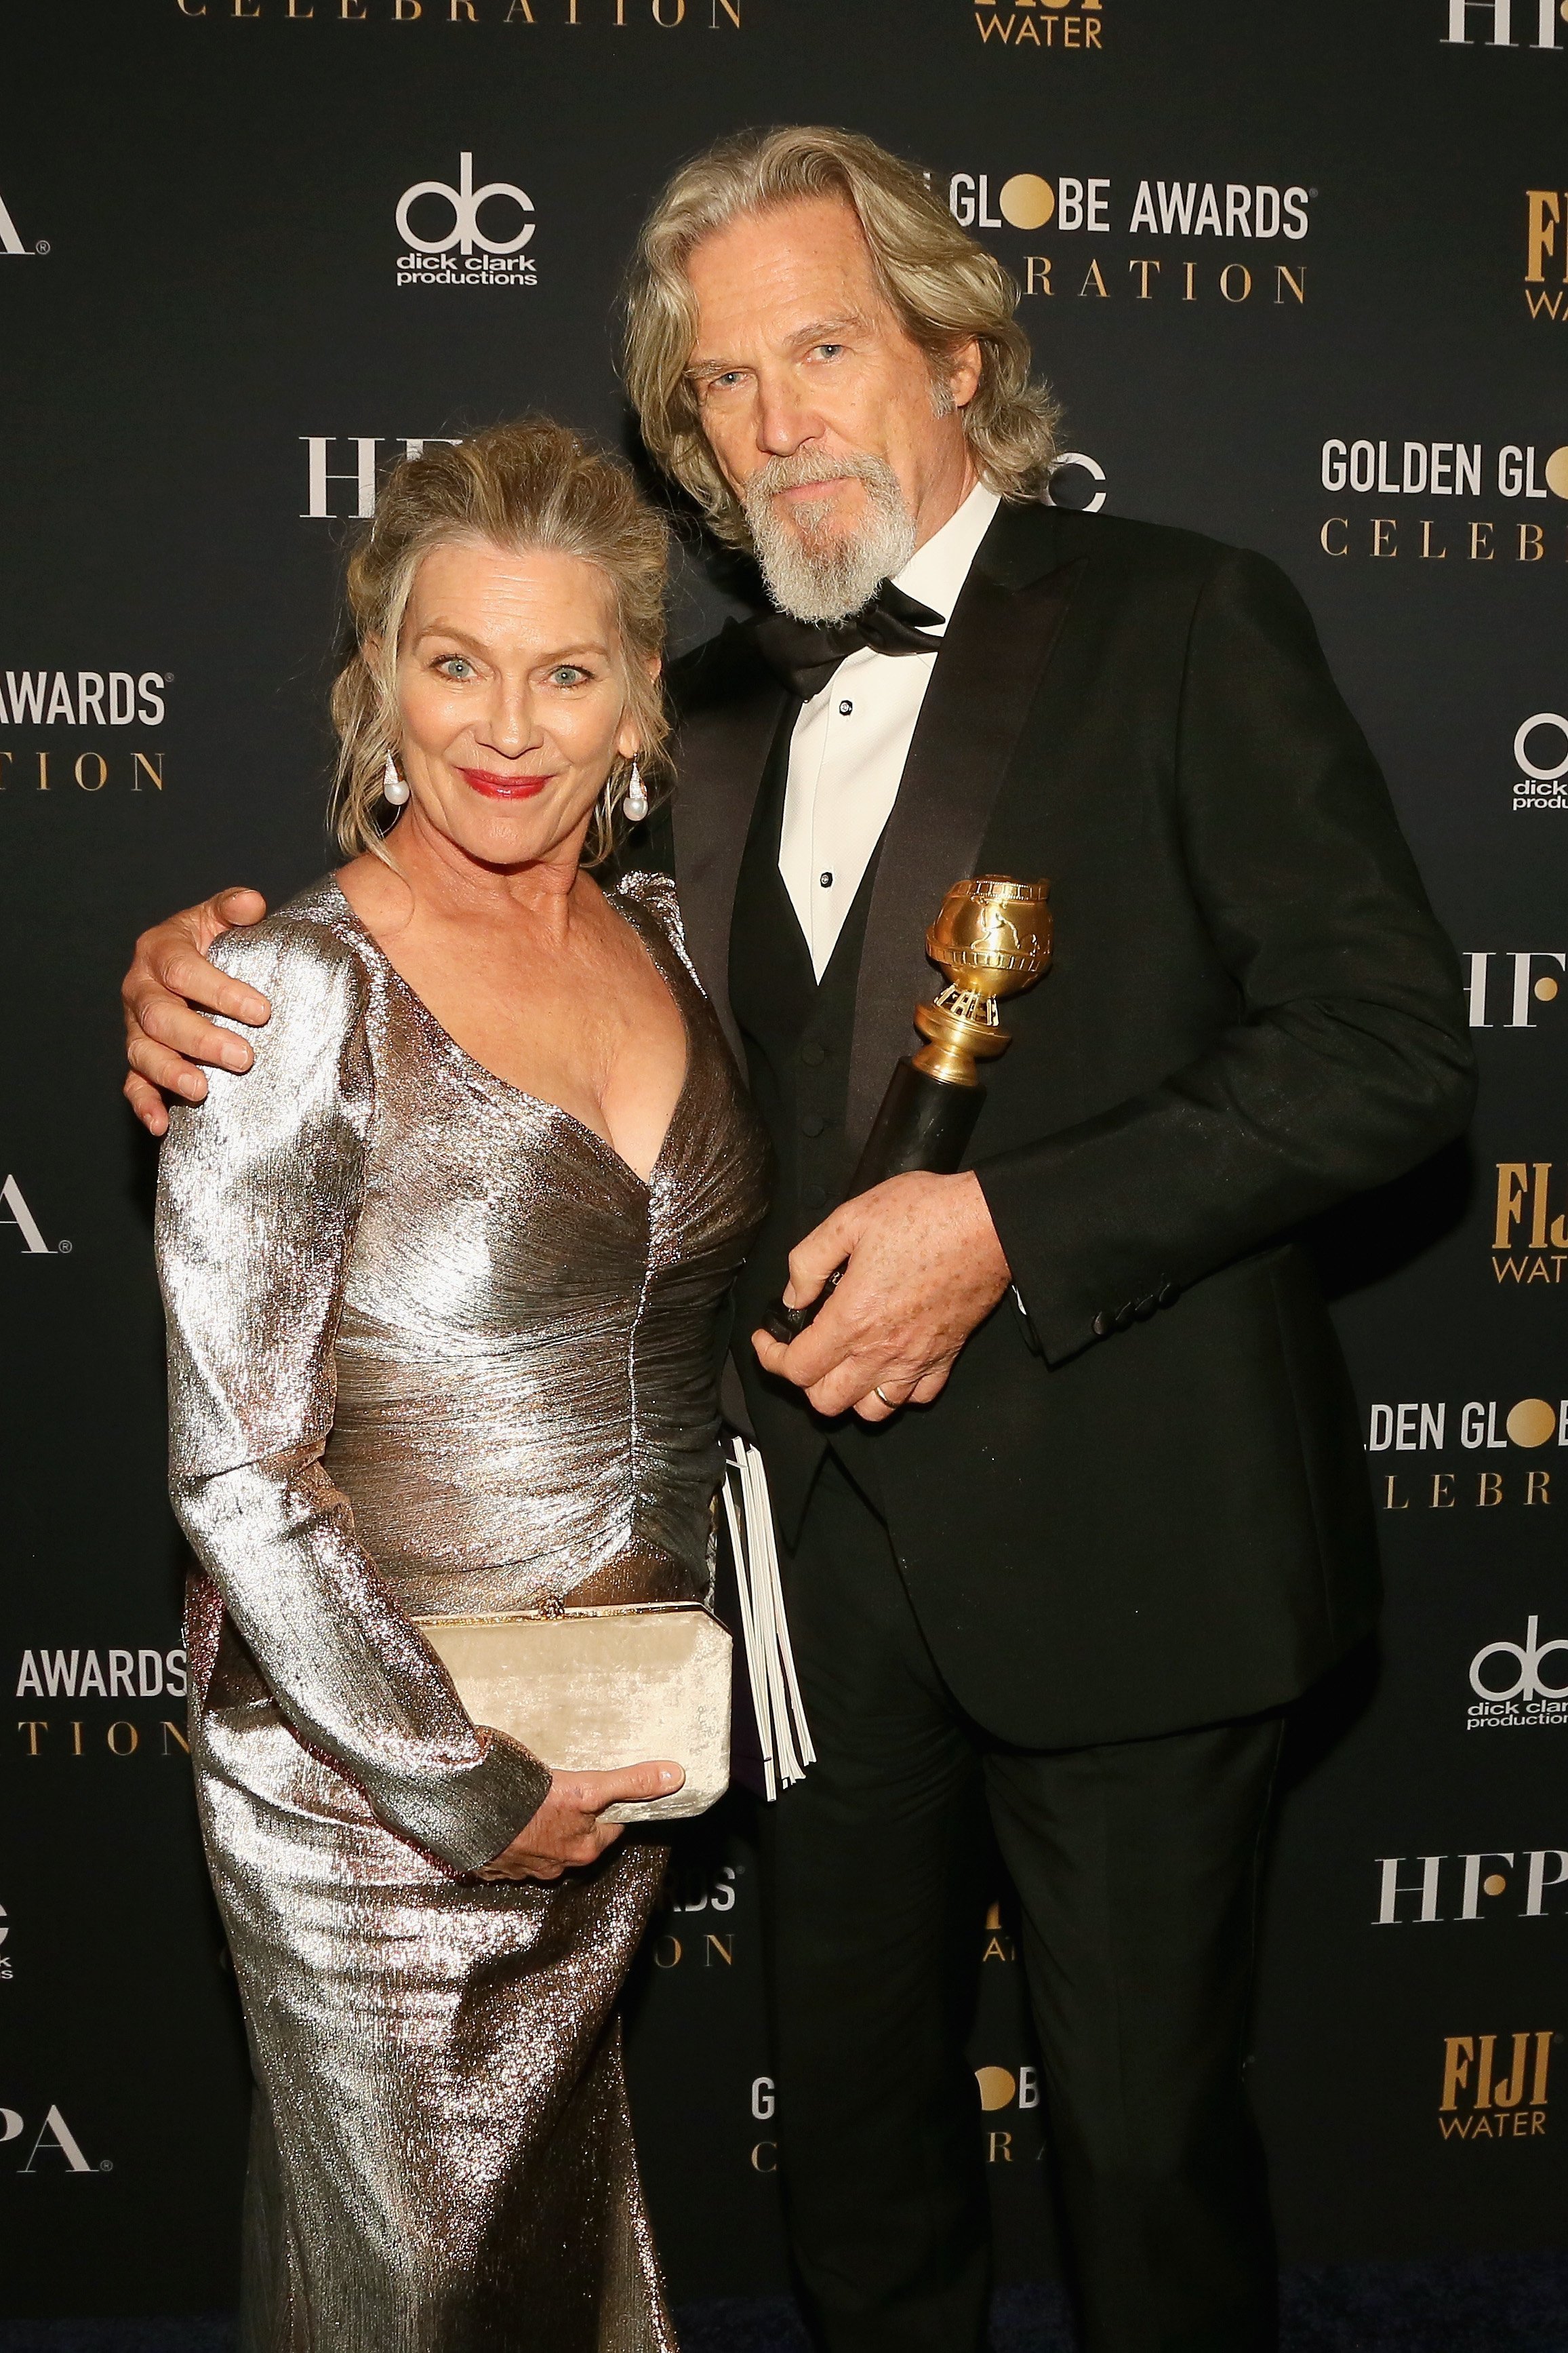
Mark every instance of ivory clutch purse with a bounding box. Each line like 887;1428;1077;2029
416;1602;731;1824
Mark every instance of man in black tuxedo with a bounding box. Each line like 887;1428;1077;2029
124;128;1472;2353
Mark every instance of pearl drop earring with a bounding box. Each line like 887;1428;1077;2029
623;759;648;824
382;751;410;808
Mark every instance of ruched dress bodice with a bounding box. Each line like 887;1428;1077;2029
317;870;768;1611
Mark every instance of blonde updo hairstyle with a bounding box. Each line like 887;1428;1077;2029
329;418;671;866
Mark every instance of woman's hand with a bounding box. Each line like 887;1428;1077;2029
477;1759;685;1882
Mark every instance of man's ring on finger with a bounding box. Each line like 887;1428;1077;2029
874;1385;898;1410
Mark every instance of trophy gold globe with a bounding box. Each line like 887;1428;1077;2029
908;875;1054;1088
759;874;1053;1344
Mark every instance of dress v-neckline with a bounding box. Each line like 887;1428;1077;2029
325;876;693;1192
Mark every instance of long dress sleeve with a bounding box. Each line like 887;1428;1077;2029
156;914;551;1872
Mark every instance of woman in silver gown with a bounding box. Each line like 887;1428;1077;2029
155;422;768;2350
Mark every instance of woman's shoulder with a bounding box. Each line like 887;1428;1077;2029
611;867;708;993
158;883;376;1226
208;877;375;1004
203;878;378;1077
610;867;685;949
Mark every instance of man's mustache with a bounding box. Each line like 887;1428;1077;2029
748;450;887;504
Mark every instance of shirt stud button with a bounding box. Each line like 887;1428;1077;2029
819;871;833;888
838;700;853;716
801;1114;826;1138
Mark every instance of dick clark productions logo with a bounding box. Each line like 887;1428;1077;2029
1511;713;1568;812
395;153;536;290
1469;1617;1568;1728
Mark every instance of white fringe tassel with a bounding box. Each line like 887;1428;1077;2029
722;1435;816;1800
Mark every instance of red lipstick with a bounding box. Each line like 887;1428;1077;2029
457;766;550;801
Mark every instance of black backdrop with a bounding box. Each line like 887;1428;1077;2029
1;0;1565;2320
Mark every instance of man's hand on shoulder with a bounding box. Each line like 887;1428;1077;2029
123;888;273;1136
750;1170;1011;1423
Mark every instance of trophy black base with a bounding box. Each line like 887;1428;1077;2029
849;1056;985;1193
759;1061;986;1344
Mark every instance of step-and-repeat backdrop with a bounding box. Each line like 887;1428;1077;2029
1;0;1563;2318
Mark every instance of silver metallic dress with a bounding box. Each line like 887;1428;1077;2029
155;872;769;2353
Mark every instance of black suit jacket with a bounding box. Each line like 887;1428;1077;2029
654;501;1474;1749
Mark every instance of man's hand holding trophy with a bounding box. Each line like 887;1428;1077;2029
754;874;1051;1420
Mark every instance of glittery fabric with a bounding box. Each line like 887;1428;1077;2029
155;870;769;2352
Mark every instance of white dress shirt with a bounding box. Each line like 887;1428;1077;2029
778;482;1002;979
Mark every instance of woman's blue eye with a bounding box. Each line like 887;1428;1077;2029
438;656;473;679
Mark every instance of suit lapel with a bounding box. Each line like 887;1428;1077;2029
668;626;788;1064
845;510;1084;1151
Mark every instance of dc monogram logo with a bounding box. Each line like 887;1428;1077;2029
1470;1616;1568;1703
1516;713;1568;783
395;153;534;258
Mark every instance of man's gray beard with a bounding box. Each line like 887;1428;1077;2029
742;451;919;624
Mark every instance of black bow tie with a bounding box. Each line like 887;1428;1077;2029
752;578;946;699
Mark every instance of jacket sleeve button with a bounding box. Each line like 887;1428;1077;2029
1157;1280;1179;1309
1114;1302;1136;1331
1091;1311;1111;1339
1133;1294;1157;1321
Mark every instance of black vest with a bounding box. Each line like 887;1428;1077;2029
727;707;885;1356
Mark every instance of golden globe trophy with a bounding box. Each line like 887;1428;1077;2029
761;874;1053;1343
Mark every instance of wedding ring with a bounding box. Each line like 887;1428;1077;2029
874;1385;897;1409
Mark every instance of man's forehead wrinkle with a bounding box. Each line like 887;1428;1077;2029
683;203;889;360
